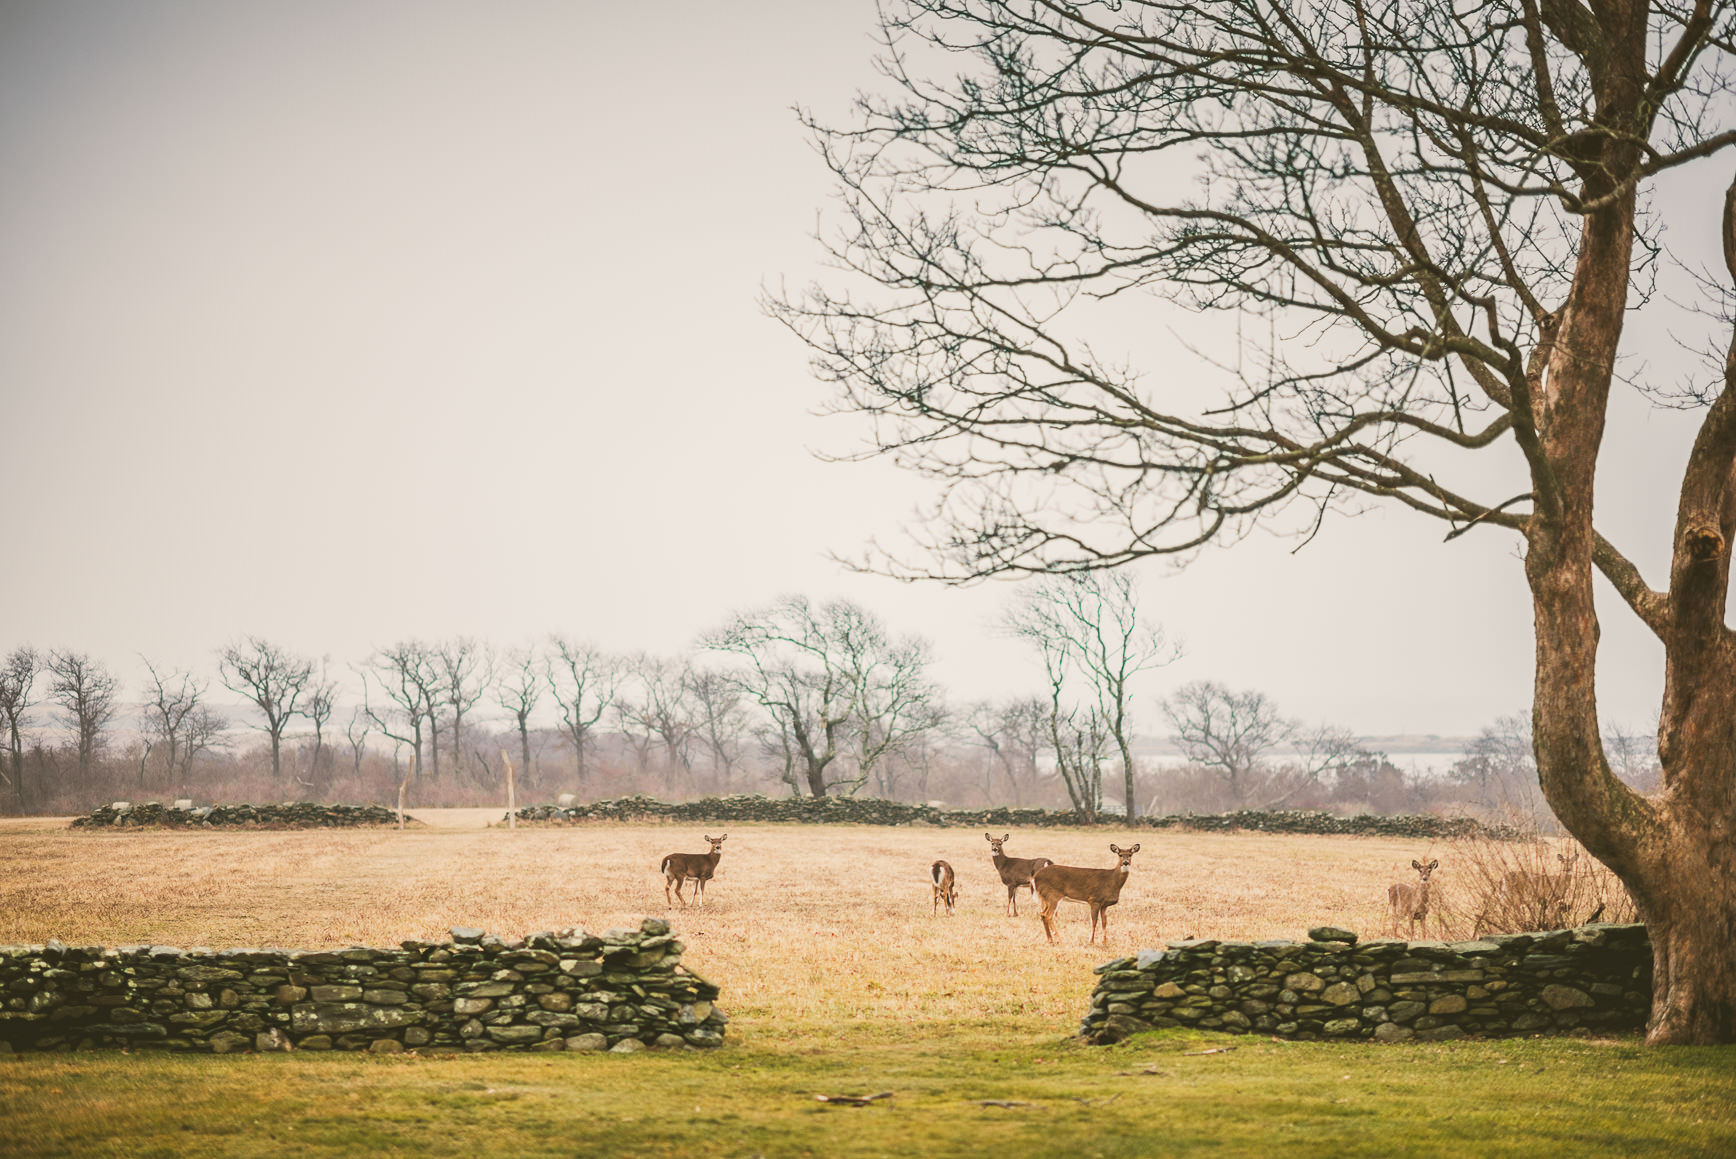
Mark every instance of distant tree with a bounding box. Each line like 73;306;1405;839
47;651;118;779
345;706;371;778
706;595;936;798
545;638;619;786
300;666;338;794
685;667;750;788
496;646;543;790
1005;573;1175;817
437;638;493;782
1015;615;1103;822
218;638;313;780
1452;714;1544;816
617;654;698;787
1604;724;1663;794
1162;682;1290;808
140;658;205;791
361;641;439;782
178;704;226;791
0;647;40;809
966;697;1046;808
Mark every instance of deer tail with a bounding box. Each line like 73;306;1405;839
660;855;673;875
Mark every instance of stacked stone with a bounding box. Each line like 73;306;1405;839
1081;923;1652;1045
0;919;727;1055
70;802;403;829
510;796;1513;839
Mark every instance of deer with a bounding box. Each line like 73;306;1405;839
1387;858;1439;938
660;833;726;907
985;833;1053;916
1033;843;1140;945
930;859;957;916
1493;851;1580;930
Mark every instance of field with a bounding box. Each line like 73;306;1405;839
2;817;1733;1157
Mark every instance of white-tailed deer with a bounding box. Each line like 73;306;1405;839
1387;858;1439;938
931;859;957;916
660;834;726;907
1034;843;1140;945
985;833;1053;916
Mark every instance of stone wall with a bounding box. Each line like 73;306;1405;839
71;802;403;829
512;795;1514;839
1080;923;1651;1044
0;920;726;1055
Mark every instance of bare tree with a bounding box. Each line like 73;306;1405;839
361;641;438;783
218;638;313;781
496;645;543;791
966;697;1046;808
1163;682;1290;808
345;706;371;778
0;647;39;810
617;654;698;788
437;637;493;782
1006;573;1176;817
778;0;1736;1042
706;595;935;797
47;651;118;779
1452;714;1546;817
300;665;338;794
1605;724;1663;793
140;657;204;791
178;704;226;792
545;637;619;786
685;667;750;788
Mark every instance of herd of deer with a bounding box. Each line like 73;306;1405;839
659;830;1140;944
660;834;1582;945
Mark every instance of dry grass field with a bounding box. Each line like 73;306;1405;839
2;818;1732;1158
2;820;1460;1041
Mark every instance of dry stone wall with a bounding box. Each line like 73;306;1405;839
71;802;402;829
0;920;726;1055
1081;923;1652;1044
513;795;1513;839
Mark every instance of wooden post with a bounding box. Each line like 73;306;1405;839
502;748;516;830
396;771;410;830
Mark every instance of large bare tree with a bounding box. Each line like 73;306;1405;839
496;645;543;791
47;651;118;780
0;647;39;810
219;638;313;780
777;0;1736;1043
140;657;205;791
437;637;493;782
361;641;439;783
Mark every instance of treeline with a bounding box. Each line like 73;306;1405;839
0;580;1661;820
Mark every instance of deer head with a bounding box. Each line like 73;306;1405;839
1110;843;1140;870
986;833;1010;853
704;834;727;852
1410;858;1439;880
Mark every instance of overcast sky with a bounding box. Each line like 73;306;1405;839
2;1;1725;740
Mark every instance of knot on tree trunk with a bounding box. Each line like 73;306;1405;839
1683;526;1725;562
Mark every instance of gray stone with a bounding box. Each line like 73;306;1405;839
486;1025;544;1044
609;1037;646;1053
1541;985;1594;1010
1309;927;1358;944
369;1038;403;1054
1429;994;1469;1015
565;1033;609;1052
1372;1022;1414;1042
209;1031;251;1054
1388;1001;1426;1023
1320;983;1360;1006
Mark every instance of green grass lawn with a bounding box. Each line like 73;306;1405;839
3;1027;1732;1158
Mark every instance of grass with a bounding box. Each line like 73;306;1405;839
2;819;1732;1156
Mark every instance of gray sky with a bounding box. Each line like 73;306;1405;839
1;0;1722;738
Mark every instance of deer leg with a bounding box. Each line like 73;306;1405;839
1040;898;1059;944
696;878;706;907
664;875;674;908
672;876;688;907
1007;883;1018;917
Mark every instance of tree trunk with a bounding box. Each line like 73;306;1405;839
518;718;532;794
1115;733;1138;821
269;730;282;780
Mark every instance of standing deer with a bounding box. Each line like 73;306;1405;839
660;833;727;907
931;859;957;916
1033;843;1140;945
1387;858;1439;938
985;833;1053;916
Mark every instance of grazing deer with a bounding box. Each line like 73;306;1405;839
660;833;727;907
1493;851;1580;929
931;859;957;916
985;833;1053;916
1387;858;1439;938
1033;843;1141;945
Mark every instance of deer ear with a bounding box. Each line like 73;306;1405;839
1129;844;1140;854
985;832;993;842
1428;859;1438;870
1412;859;1422;870
704;834;713;842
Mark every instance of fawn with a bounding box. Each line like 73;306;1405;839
931;859;957;915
